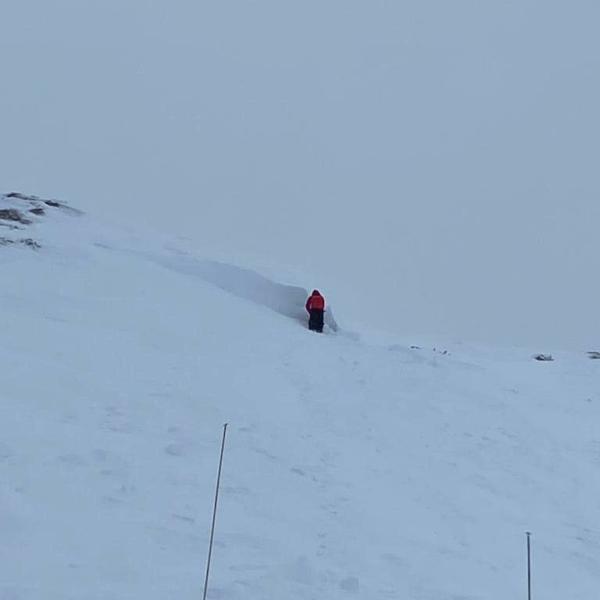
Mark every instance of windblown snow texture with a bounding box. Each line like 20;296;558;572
1;195;599;600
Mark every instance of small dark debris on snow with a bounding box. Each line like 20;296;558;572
44;200;62;208
406;345;449;355
533;354;554;362
588;352;600;360
29;207;45;216
433;347;449;356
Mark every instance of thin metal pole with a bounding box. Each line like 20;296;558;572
526;531;532;600
203;423;228;600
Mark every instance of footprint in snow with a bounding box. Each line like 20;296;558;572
222;485;250;496
287;556;315;585
57;453;86;467
340;576;359;593
0;443;12;461
172;513;195;524
165;443;184;457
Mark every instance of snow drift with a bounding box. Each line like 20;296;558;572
148;253;340;332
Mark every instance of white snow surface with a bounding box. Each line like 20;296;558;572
1;195;599;600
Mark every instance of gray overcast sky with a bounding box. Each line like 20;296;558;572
2;1;599;349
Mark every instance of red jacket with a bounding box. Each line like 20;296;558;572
306;291;325;312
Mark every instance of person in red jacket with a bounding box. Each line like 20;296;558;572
305;289;325;332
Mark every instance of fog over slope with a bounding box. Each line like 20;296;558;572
1;1;599;348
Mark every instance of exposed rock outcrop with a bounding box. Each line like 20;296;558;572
0;192;80;250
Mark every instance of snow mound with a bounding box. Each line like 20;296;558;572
149;252;340;331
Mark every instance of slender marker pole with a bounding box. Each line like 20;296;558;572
526;531;532;600
203;424;228;600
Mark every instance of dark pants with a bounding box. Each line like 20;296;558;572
308;309;324;332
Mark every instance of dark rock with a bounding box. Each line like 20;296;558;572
0;209;32;225
20;238;41;249
6;192;33;200
533;354;554;362
588;352;600;360
5;192;64;209
0;237;40;249
29;207;46;216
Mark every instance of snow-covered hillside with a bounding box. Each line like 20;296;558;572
1;194;599;600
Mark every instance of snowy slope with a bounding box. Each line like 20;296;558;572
1;194;599;600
